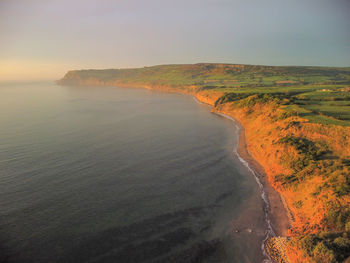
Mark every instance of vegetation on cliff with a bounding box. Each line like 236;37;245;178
215;96;350;262
59;63;350;262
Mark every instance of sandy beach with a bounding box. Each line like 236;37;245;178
192;92;291;237
191;92;291;237
236;124;291;236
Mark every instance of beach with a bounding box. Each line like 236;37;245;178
192;93;293;262
192;91;291;237
211;108;293;263
151;87;292;238
235;124;291;237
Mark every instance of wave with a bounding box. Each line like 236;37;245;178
190;97;275;263
214;112;275;263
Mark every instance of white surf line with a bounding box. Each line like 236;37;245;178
192;96;203;104
214;112;275;263
192;95;210;106
191;96;274;262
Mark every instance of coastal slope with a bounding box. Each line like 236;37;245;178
59;64;350;263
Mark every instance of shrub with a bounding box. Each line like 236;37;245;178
345;221;350;232
214;92;253;106
294;200;303;209
333;237;350;251
278;110;299;120
291;232;350;262
325;207;350;231
313;242;336;263
275;173;297;186
278;136;326;172
238;94;281;107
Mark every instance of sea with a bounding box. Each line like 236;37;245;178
0;82;269;263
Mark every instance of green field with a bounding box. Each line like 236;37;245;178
60;63;350;126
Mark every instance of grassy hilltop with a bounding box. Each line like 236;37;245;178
59;64;350;262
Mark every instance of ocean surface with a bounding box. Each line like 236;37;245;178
0;83;268;263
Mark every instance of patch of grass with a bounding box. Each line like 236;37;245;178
290;231;350;263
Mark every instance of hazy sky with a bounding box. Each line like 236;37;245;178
1;0;349;81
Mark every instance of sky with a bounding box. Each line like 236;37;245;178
1;0;350;81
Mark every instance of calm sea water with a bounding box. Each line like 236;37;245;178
0;83;267;263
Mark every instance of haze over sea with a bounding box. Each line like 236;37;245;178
0;83;268;262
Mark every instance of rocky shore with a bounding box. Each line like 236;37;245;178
266;237;290;263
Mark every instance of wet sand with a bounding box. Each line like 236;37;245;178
192;93;291;237
236;124;291;236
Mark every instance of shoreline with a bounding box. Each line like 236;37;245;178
192;92;291;236
235;121;291;237
192;94;291;261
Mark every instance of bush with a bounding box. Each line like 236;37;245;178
278;110;299;120
344;222;350;232
299;235;318;255
294;200;303;208
214;92;253;106
313;242;336;263
333;237;350;251
275;173;297;186
325;207;350;231
292;232;350;262
278;136;326;172
238;94;281;107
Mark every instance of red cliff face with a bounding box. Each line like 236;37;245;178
217;101;349;230
193;90;223;105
